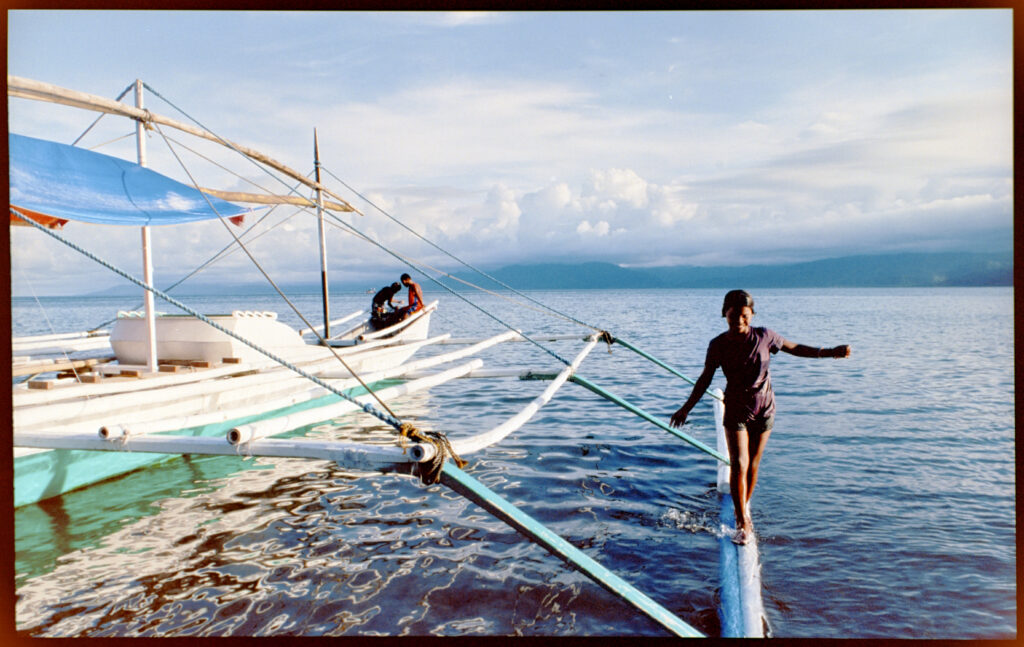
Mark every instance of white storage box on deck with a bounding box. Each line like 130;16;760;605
110;310;305;364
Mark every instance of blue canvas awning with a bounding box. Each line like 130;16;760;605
9;133;250;227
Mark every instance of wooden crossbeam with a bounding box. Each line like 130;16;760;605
11;356;115;378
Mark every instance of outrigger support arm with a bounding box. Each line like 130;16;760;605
198;187;353;212
439;462;703;637
569;374;729;464
607;335;723;402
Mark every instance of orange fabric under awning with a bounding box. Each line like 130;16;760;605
10;206;69;230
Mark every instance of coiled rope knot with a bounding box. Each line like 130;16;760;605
598;330;615;352
399;422;467;485
133;109;155;130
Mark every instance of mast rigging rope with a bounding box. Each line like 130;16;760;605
151;122;402;421
49;81;705;399
322;164;606;334
71;81;579;371
71;82;133;147
142;82;359;216
11;207;410;434
321;208;574;367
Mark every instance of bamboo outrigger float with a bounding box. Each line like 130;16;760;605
10;76;767;637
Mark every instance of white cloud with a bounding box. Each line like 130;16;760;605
576;220;610;237
521;182;575;214
649;185;699;227
436;12;504;28
584;169;649;209
8;11;1011;296
477;184;521;239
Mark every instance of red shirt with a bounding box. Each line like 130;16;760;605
407;283;423;312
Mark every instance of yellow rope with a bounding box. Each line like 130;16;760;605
400;423;467;484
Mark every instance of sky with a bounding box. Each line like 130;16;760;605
7;10;1014;296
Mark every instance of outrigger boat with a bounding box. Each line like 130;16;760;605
10;76;768;637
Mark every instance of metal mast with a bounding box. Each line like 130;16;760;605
314;129;330;339
135;79;159;373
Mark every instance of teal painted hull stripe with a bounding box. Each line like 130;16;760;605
14;393;343;507
569;374;729;464
440;462;702;637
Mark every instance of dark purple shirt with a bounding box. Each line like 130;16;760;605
705;327;786;424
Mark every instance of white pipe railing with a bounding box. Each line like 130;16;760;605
298;309;363;337
13;330;109;344
451;334;601;456
318;330;514;380
14;432;435;472
228;359;483;445
434;333;589;345
15;360;324;427
14;334;449;412
402;367;561;380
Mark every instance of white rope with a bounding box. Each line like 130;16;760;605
13;266;83;386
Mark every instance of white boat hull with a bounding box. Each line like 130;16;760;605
14;305;436;507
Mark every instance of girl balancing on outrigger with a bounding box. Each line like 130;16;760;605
670;290;851;545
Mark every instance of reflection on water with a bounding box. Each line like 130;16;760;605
17;453;673;636
16;373;716;636
13;289;1017;637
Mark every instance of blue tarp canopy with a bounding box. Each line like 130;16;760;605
9;133;250;226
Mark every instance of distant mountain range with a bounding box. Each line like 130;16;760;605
85;251;1012;297
467;252;1013;290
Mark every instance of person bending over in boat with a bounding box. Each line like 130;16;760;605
397;273;424;320
370;282;402;329
669;289;851;545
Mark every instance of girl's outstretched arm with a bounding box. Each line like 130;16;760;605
670;364;716;428
781;340;851;358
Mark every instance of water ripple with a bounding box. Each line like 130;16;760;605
14;288;1015;638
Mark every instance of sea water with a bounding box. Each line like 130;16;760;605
11;288;1016;638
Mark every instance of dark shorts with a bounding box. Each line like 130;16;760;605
726;412;774;435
